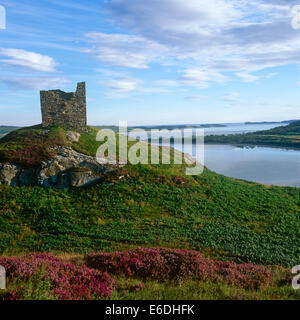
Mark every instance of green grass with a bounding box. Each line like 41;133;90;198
0;125;300;300
112;273;300;300
0;125;299;267
1;263;297;300
0;268;55;300
0;165;299;266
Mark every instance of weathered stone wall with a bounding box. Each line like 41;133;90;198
40;82;87;132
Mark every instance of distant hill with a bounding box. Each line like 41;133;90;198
0;126;20;138
0;125;20;131
93;124;227;132
245;120;298;125
130;124;227;130
205;120;300;148
252;120;300;135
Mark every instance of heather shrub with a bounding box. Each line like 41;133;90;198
0;253;115;300
0;145;54;168
86;248;271;289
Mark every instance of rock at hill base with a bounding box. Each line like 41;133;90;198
0;163;20;186
68;170;101;187
0;146;114;189
66;131;81;143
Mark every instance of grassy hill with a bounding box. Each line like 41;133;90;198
0;125;299;300
205;120;300;148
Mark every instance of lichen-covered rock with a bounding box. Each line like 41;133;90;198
66;131;81;143
0;146;115;189
0;163;20;186
68;170;101;187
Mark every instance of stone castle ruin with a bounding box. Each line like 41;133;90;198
40;82;87;132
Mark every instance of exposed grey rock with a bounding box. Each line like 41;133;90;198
0;146;115;189
0;144;197;189
66;131;81;143
0;163;20;186
68;170;102;188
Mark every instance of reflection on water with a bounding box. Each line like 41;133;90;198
180;143;300;187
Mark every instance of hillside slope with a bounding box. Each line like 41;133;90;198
205;120;300;148
0;125;299;268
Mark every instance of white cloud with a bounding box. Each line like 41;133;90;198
85;32;167;69
102;0;300;77
155;80;179;87
236;71;279;82
0;77;68;90
0;48;58;72
138;87;173;94
264;72;278;79
108;0;240;35
236;72;259;82
99;76;174;98
81;0;300;94
99;77;139;92
184;95;209;100
95;68;126;77
179;68;227;88
222;92;241;104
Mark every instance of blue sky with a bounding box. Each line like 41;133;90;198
0;0;299;126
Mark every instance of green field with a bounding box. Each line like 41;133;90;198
1;164;299;266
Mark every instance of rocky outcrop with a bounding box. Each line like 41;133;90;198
0;142;198;189
0;147;114;189
66;131;81;143
0;163;20;186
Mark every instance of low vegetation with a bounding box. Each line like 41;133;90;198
1;249;298;300
0;162;299;267
0;126;67;167
0;253;114;300
0;124;299;300
85;248;271;289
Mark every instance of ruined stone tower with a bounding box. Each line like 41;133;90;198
40;82;87;132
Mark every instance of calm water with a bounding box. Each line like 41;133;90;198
180;143;300;187
129;122;300;187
